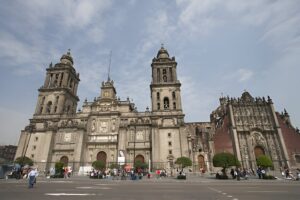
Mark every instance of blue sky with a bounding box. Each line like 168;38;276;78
0;0;300;145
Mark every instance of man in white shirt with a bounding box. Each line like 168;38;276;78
28;168;38;188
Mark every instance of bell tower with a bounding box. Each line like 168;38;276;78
34;50;80;116
150;45;183;114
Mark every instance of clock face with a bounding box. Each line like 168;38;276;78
104;91;109;97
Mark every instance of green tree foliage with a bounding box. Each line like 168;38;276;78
55;162;64;175
134;160;148;170
15;156;34;166
175;157;192;168
213;152;240;173
110;163;119;169
256;155;273;168
92;160;106;171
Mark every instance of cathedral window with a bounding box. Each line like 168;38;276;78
41;96;45;105
163;69;167;82
46;101;52;113
169;150;172;155
172;91;176;99
163;97;169;110
157;69;160;82
54;106;57;113
173;102;176;110
157;103;160;110
157;92;160;100
168;133;172;137
69;79;73;89
163;75;167;82
55;96;59;104
59;73;63;87
48;74;53;87
168;141;172;146
40;106;43;114
67;105;71;113
34;137;38;142
295;155;300;163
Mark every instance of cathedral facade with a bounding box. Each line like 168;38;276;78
15;47;300;173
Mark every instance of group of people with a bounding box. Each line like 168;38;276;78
281;167;300;180
230;168;254;180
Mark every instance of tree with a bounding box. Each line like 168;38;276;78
213;152;240;176
55;162;64;176
92;160;106;171
110;163;119;169
256;155;273;169
15;156;34;166
175;157;192;169
134;160;148;170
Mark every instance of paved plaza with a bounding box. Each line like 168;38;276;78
0;175;299;200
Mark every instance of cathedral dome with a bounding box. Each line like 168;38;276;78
157;46;169;59
60;49;74;65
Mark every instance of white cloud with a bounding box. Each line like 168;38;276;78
223;68;253;83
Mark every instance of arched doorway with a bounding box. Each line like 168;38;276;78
60;156;68;167
97;151;107;164
198;155;205;171
135;155;145;163
254;146;265;158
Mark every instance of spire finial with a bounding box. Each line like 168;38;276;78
161;43;164;49
67;49;71;55
107;50;112;81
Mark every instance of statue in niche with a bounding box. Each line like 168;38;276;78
44;121;48;129
136;131;144;140
100;121;108;133
111;119;116;132
91;119;96;132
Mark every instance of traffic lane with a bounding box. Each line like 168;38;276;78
210;182;300;200
0;180;231;200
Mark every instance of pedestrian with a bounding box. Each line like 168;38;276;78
28;168;38;188
64;167;69;179
230;168;235;179
257;167;262;179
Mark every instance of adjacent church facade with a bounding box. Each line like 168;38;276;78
15;47;300;173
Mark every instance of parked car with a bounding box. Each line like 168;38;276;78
0;164;14;178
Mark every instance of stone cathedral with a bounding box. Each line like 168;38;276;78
15;46;300;173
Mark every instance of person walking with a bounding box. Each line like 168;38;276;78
28;168;38;188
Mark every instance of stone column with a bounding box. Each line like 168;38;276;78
63;73;69;88
58;73;62;87
173;66;177;81
58;95;66;113
153;67;157;83
44;73;51;88
269;103;290;168
229;104;241;161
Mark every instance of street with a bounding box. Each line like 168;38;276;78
0;176;299;200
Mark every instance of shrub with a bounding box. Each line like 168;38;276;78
15;156;34;166
213;152;240;178
92;160;106;171
256;155;273;169
55;162;64;175
216;173;229;179
175;157;192;169
177;175;186;180
263;175;276;180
